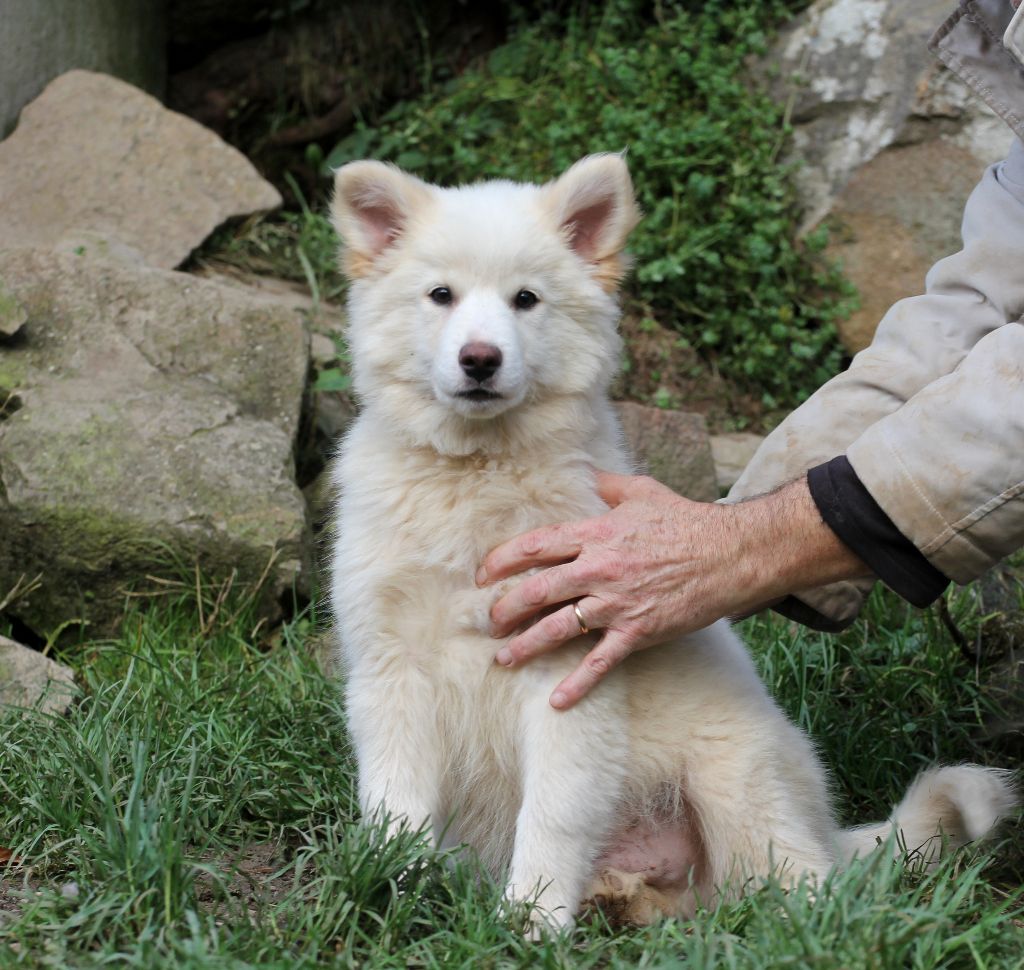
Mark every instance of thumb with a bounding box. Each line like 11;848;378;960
595;470;642;508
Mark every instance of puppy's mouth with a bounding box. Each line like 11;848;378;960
456;388;503;402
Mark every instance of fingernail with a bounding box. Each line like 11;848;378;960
550;691;567;708
495;649;512;666
475;566;487;586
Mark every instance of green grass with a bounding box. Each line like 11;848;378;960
1;586;1020;968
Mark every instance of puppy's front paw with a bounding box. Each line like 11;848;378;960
500;888;574;939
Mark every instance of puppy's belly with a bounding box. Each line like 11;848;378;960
595;812;704;892
585;808;709;924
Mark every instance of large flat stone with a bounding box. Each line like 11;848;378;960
0;248;309;638
0;71;281;269
616;403;717;502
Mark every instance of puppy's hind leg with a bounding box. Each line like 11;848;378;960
505;675;630;930
683;724;836;900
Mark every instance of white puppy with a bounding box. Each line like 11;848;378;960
328;154;1016;928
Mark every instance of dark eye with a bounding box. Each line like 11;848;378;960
429;286;453;306
513;289;538;310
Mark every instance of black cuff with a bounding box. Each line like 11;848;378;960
807;456;949;608
771;595;857;633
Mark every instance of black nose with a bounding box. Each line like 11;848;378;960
459;342;503;383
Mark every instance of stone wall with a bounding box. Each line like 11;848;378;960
1;0;165;137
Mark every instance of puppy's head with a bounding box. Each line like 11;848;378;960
331;155;639;450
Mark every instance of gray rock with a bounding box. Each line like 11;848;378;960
194;273;355;492
311;332;338;368
0;248;310;639
0;71;282;270
53;229;147;268
616;403;718;502
0;635;75;715
193;268;346;333
770;0;1010;228
1;0;164;138
767;0;1014;350
710;432;766;492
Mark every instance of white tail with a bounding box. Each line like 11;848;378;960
837;765;1018;867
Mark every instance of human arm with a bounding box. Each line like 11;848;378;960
480;471;870;709
728;139;1024;625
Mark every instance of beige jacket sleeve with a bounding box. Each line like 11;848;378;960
729;139;1024;626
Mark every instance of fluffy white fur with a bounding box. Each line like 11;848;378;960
328;155;1017;929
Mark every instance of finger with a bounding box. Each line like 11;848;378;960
489;561;592;636
477;523;582;586
495;596;605;667
597;471;683;510
594;470;639;508
549;630;636;709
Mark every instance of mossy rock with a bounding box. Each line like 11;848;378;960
0;248;310;640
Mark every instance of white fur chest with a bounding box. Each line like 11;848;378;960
329;415;612;674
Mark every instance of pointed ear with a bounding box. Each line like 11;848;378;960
543;153;641;291
331;161;434;278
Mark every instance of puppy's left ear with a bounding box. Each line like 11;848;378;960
543;153;641;290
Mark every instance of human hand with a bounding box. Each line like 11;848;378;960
478;471;867;710
479;472;759;708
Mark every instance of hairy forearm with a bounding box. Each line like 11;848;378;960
633;475;873;632
729;477;872;610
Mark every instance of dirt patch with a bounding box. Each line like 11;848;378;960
0;842;302;930
195;841;304;924
0;865;48;924
613;311;777;434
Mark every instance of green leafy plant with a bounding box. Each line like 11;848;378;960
325;0;851;406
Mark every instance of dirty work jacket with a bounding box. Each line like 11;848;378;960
728;0;1024;630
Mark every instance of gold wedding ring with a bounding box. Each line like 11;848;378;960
573;602;590;636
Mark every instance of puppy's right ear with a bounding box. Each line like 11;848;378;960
331;161;433;278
